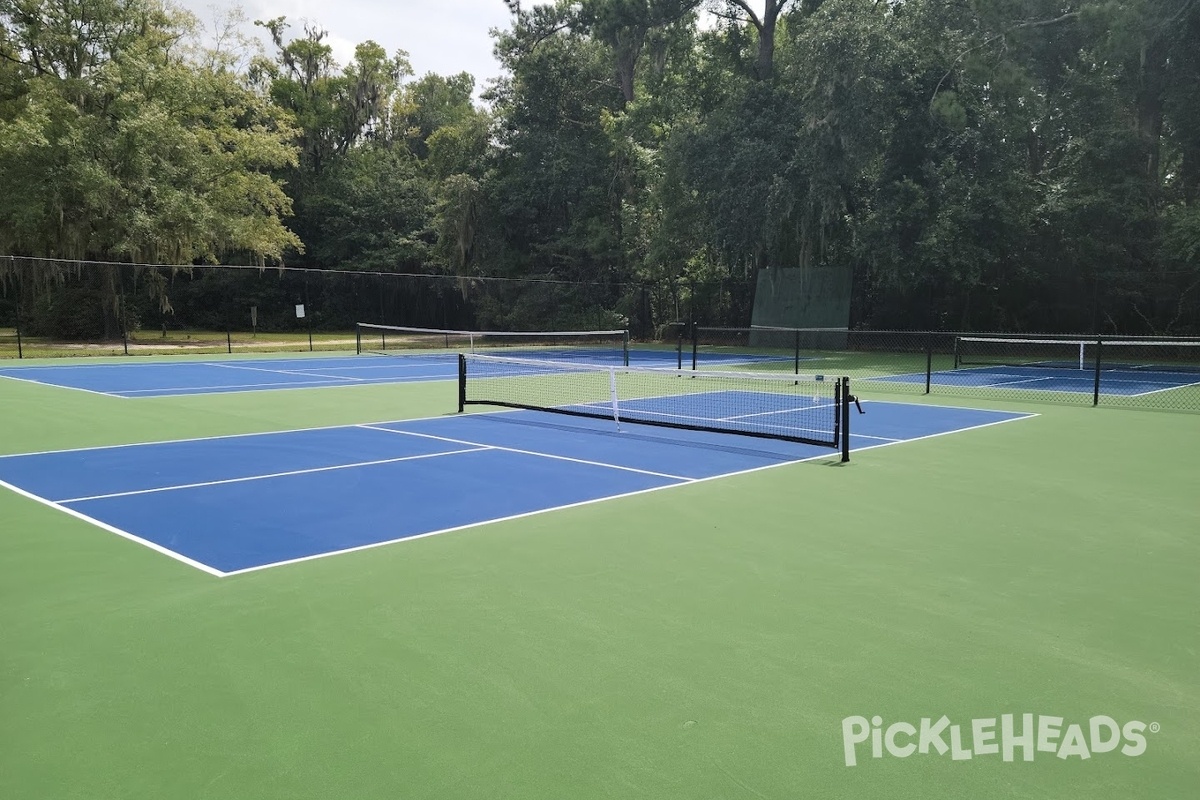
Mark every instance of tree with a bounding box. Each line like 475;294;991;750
706;0;800;80
0;0;300;263
0;0;302;338
393;71;477;159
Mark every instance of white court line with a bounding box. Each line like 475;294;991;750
356;424;696;482
208;362;370;381
113;373;454;397
0;372;128;399
535;398;863;442
225;401;1025;579
219;450;828;578
0;477;226;577
0;409;511;459
117;377;365;394
849;410;1039;456
0;402;1038;578
717;401;837;421
280;362;457;373
56;447;490;504
1125;378;1200;397
847;431;903;442
975;375;1065;388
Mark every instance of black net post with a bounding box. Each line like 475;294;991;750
952;336;961;369
676;333;683;370
355;324;362;355
622;329;630;367
840;377;851;463
457;354;467;412
226;329;232;354
794;328;801;376
1092;337;1103;406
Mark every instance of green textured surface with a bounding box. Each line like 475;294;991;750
1;364;1197;799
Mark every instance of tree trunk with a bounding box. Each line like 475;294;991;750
756;20;775;81
1136;36;1167;182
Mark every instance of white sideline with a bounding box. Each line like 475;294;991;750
0;372;126;398
0;478;226;577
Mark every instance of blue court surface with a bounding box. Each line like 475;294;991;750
0;402;1033;576
0;350;764;398
879;364;1200;396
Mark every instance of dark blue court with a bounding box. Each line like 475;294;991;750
879;364;1200;396
0;349;766;398
0;402;1033;576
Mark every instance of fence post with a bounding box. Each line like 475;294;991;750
925;335;933;394
691;321;698;371
1092;337;1103;406
120;283;129;356
305;279;313;351
13;258;22;359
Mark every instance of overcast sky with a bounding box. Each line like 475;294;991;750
177;1;552;96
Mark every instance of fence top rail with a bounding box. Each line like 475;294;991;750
957;334;1200;344
673;324;1200;343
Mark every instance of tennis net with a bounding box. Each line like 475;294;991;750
356;323;629;364
458;353;852;458
954;335;1200;373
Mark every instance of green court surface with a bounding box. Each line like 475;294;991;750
1;359;1197;800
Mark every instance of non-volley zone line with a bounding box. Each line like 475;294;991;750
0;355;463;397
0;402;1036;576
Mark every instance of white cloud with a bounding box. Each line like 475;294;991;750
175;0;529;91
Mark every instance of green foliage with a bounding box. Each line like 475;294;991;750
5;0;1200;338
0;0;301;264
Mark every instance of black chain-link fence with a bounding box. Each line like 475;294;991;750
0;258;759;356
3;259;1198;413
665;326;1200;413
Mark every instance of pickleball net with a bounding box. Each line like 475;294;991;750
954;335;1200;373
357;323;629;365
458;353;852;459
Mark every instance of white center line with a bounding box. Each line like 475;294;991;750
208;362;368;381
357;424;696;482
58;447;491;504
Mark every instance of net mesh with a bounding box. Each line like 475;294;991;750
357;323;628;364
955;336;1200;374
458;353;847;449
